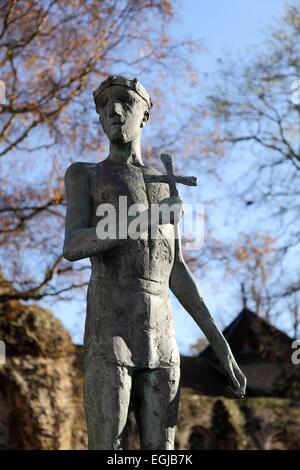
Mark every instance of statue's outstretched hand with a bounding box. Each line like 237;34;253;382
221;354;247;398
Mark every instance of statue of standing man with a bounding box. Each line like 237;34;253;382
63;75;246;450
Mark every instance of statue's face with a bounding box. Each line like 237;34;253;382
96;85;149;144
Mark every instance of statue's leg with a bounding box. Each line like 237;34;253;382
132;365;181;450
83;355;132;450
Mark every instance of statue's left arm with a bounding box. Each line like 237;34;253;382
170;256;247;397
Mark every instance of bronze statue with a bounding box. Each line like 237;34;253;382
63;75;246;450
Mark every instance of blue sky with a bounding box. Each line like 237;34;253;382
53;0;287;354
173;0;286;71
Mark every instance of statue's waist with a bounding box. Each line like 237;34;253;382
89;275;169;296
90;239;174;290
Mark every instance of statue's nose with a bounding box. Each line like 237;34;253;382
110;102;123;116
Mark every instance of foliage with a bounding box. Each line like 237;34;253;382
0;0;199;303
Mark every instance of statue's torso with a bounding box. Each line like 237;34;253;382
89;160;175;284
84;160;179;369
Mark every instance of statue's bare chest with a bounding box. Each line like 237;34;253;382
88;161;175;282
89;162;170;219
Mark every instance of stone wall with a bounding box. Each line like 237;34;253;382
0;299;87;450
176;389;300;450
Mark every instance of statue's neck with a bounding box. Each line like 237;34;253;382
108;136;144;167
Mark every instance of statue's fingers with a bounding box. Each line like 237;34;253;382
224;384;243;399
235;368;247;394
223;384;236;398
233;386;245;398
222;362;240;390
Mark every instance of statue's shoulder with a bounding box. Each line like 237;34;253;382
64;161;96;183
142;165;160;175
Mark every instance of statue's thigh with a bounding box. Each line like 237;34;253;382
132;366;181;450
83;357;132;450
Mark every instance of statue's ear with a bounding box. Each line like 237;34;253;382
141;110;150;128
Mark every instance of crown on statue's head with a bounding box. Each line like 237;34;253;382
93;75;153;111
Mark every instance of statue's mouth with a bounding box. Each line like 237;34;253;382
110;120;124;126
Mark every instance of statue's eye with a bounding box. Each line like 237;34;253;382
122;96;134;106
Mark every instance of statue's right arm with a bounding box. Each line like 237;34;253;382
62;162;154;261
63;162;130;261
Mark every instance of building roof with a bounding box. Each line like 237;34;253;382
200;308;294;363
178;308;300;398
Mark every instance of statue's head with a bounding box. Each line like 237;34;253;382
93;75;153;144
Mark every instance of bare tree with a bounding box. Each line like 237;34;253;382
0;0;200;303
192;2;300;328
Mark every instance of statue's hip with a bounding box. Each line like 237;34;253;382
83;277;179;369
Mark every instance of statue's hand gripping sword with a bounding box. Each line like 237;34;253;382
143;154;197;261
